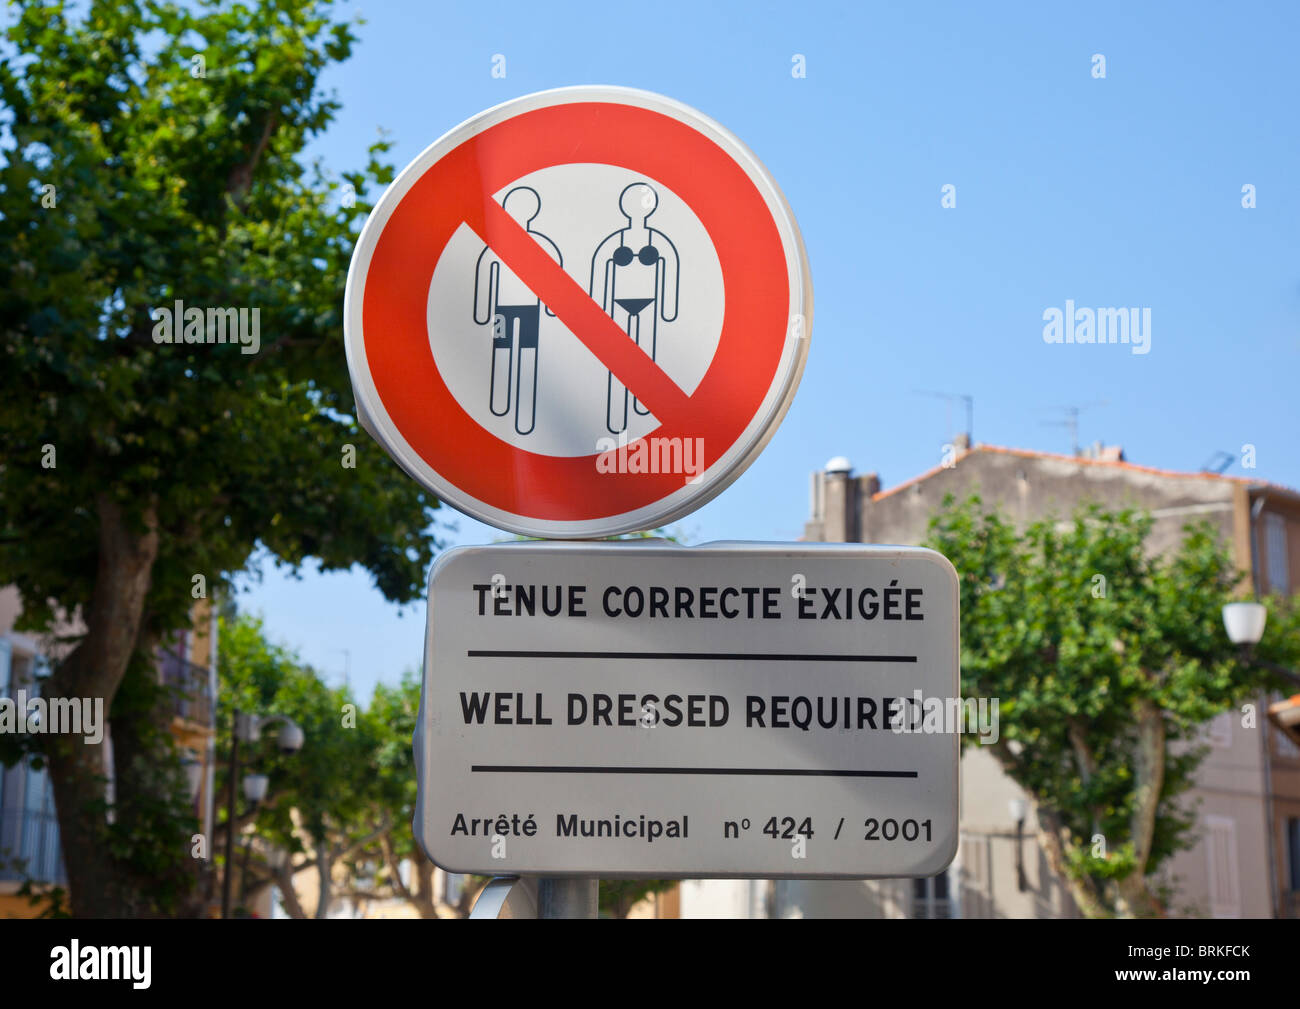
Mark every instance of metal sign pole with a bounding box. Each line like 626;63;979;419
538;877;598;919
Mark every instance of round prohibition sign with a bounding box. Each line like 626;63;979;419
345;86;812;538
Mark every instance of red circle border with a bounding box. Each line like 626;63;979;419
360;100;791;522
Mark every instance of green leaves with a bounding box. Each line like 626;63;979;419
926;496;1292;916
217;614;368;854
0;0;439;638
218;614;436;913
0;0;439;916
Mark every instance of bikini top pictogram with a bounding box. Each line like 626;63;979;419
613;244;660;266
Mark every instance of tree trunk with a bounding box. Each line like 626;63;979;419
314;839;333;918
376;830;439;918
274;864;309;919
1032;806;1110;918
1115;698;1166;918
407;846;439;919
45;494;159;917
988;739;1111;918
1115;873;1161;918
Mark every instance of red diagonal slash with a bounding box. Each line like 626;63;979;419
466;198;693;428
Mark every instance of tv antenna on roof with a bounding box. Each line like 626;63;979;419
1199;450;1235;475
912;390;973;444
1040;400;1107;457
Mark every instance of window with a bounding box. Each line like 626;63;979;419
1279;821;1300;889
0;641;66;886
912;872;952;918
1204;816;1241;918
1288;819;1300;893
1264;514;1289;594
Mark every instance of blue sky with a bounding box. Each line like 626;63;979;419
236;0;1300;698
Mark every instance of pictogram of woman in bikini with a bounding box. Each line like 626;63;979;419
589;182;680;435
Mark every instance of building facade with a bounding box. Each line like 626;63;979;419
0;588;218;917
791;439;1300;919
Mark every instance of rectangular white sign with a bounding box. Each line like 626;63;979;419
414;541;961;878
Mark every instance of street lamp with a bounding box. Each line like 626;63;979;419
1221;601;1300;753
1223;602;1268;649
242;773;269;805
222;711;304;919
1221;600;1300;919
1222;602;1300;687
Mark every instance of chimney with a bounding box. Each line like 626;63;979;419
804;458;877;542
1080;441;1125;462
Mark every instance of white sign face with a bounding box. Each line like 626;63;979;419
344;86;812;538
425;164;725;458
414;542;962;879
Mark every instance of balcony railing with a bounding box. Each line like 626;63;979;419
158;648;214;728
0;808;66;887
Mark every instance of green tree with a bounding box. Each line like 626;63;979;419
216;613;380;919
333;671;463;918
926;496;1300;917
0;0;438;916
598;878;675;918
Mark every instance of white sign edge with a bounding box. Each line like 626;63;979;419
412;540;961;880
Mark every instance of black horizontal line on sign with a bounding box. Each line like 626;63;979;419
466;650;917;662
470;766;919;778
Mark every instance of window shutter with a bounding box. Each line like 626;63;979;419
1204;816;1240;918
